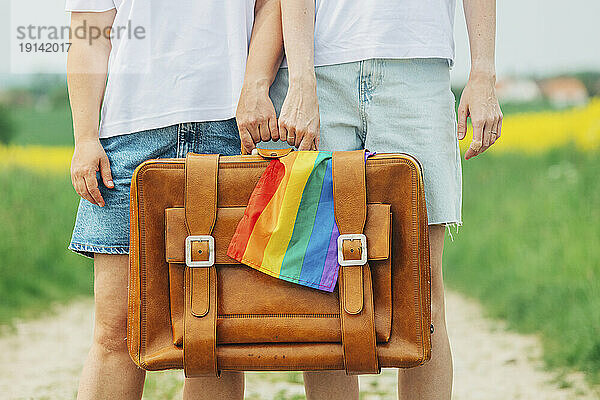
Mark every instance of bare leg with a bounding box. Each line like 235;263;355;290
77;254;146;400
397;225;453;399
182;372;245;400
303;371;359;400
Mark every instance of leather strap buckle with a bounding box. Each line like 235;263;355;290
337;234;367;267
185;235;215;267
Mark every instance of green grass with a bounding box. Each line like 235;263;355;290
444;146;600;382
10;106;74;146
0;167;91;325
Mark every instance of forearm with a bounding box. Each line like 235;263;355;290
280;0;315;82
67;57;109;145
459;0;503;159
463;0;496;79
243;0;284;92
67;12;114;145
276;0;319;149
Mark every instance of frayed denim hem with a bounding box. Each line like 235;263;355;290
427;221;463;241
443;222;462;241
68;242;130;259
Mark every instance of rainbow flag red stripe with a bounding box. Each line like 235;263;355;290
227;151;340;291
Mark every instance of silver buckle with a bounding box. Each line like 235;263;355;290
185;235;215;267
337;234;368;267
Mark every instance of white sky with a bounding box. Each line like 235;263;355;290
1;0;600;86
453;0;600;84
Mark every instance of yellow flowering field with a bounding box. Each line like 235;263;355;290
0;145;73;173
1;98;599;173
459;97;600;153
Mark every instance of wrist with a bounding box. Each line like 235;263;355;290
469;59;496;82
242;76;271;94
288;71;317;91
468;68;496;85
74;134;99;146
288;63;316;82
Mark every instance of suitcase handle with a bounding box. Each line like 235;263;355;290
242;146;295;159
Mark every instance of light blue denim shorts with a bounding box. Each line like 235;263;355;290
68;119;241;258
269;58;462;226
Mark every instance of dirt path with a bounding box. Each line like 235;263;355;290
1;291;597;400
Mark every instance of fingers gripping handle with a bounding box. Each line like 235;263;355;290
241;146;295;159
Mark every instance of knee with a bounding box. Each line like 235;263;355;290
93;314;128;354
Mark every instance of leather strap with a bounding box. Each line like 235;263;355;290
185;154;218;236
183;153;219;377
332;150;379;375
338;260;379;374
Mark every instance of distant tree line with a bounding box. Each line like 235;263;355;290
0;106;16;145
572;71;600;97
0;74;68;144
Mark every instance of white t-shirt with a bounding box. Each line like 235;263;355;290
313;0;456;67
66;0;255;138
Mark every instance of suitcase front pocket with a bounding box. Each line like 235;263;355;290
165;204;392;346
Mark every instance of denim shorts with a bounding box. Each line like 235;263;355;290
269;58;462;226
68;119;241;258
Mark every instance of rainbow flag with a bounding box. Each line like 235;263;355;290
227;151;341;292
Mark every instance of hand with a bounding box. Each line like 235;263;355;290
457;72;503;160
236;78;279;154
278;75;320;151
70;138;113;207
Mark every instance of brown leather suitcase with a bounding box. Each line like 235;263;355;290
127;149;431;377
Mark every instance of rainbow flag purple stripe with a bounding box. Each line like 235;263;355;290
227;151;340;291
